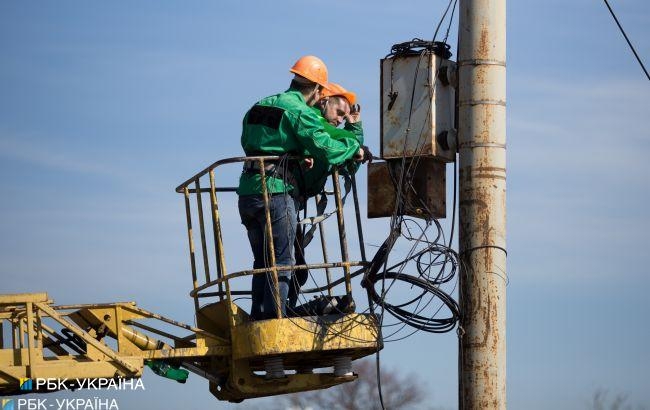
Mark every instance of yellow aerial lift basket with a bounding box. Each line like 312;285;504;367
175;155;382;402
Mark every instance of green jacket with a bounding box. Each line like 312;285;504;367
301;106;364;197
237;88;360;196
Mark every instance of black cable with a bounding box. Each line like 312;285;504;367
432;0;457;42
368;35;460;337
442;0;458;44
367;271;460;333
366;1;460;402
602;0;650;81
363;9;461;339
388;39;452;59
362;219;461;336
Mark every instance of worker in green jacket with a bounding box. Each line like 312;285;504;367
290;83;372;311
237;56;364;321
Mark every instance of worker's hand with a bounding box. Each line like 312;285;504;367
357;145;373;164
303;157;314;169
346;104;361;124
354;147;364;162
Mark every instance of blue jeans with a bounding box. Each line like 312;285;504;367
238;194;298;320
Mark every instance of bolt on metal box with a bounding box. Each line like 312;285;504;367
380;52;456;162
367;158;446;220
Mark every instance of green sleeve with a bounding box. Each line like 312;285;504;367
292;108;360;165
322;120;362;144
343;121;364;145
318;120;364;175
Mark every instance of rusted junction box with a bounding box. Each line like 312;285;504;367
380;50;456;161
367;159;446;219
369;44;456;220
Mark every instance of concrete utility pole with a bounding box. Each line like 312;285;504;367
457;0;507;409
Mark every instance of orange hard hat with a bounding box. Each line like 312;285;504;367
289;55;329;88
321;82;357;106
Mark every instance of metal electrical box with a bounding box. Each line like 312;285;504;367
367;158;446;220
380;52;456;162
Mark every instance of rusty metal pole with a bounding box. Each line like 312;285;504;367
457;0;507;408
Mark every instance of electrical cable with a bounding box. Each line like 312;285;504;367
432;0;458;44
602;0;650;81
367;3;461;405
365;35;460;338
442;0;458;45
363;228;461;335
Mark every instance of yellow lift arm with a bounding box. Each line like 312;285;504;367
0;292;379;402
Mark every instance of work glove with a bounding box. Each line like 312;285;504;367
360;145;373;164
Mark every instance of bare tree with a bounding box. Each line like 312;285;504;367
589;389;647;410
282;359;427;410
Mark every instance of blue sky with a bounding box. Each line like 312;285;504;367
1;1;649;409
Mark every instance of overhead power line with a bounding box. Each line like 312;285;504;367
602;0;650;81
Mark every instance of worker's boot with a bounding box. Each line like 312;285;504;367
334;295;356;314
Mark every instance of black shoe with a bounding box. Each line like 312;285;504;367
335;295;356;314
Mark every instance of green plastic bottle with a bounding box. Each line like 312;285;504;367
145;360;189;384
